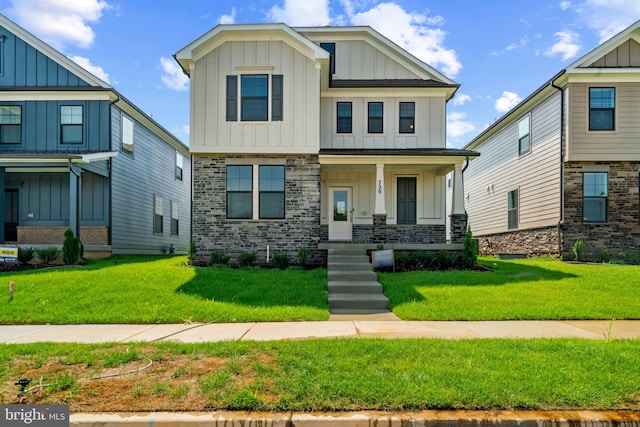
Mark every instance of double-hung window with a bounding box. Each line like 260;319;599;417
153;195;163;234
0;105;21;144
399;102;415;133
175;152;183;181
589;87;615;131
121;114;134;154
368;102;383;134
61;106;83;144
227;165;253;219
583;172;607;222
518;115;531;155
259;166;285;219
170;201;179;236
320;42;335;75
508;189;518;229
337;102;352;133
226;74;283;122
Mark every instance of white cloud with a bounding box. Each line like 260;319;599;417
7;0;109;50
160;57;189;91
447;112;476;138
349;2;461;77
219;7;236;24
452;93;471;106
268;0;331;26
559;1;572;10
495;91;522;113
69;55;109;83
544;30;581;60
575;0;640;42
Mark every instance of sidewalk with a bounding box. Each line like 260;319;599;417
1;319;639;343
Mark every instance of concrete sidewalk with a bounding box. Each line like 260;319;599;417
1;319;639;343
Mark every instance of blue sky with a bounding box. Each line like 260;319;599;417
1;0;639;148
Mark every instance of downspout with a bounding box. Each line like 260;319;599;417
68;159;83;256
551;72;565;258
108;94;120;250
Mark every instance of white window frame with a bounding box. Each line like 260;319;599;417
122;114;134;154
518;115;531;155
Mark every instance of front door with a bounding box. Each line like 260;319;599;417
329;187;352;240
4;189;18;242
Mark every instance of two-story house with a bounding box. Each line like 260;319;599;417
175;23;477;265
456;20;640;261
0;15;191;257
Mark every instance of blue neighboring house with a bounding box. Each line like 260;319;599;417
0;14;191;257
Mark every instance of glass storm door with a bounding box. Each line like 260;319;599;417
329;188;352;240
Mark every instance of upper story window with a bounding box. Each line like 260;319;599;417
175;151;183;181
121;114;134;154
337;102;352;133
589;87;615;131
226;74;283;122
227;165;253;219
368;102;383;134
320;42;335;75
399;102;415;134
508;189;519;229
518;115;531;155
60;105;83;144
0;105;21;144
259;165;285;219
583;172;608;222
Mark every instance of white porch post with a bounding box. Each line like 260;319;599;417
374;163;386;215
451;162;465;215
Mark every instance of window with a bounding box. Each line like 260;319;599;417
241;75;268;121
170;201;179;236
368;102;383;134
61;106;83;144
175;152;183;181
227;165;253;219
584;172;608;222
259;165;285;219
337;102;352;133
153;195;163;234
589;87;615;131
320;42;335;75
518;115;531;155
0;105;21;144
397;177;417;224
508;189;518;229
121;114;134;154
399;102;415;133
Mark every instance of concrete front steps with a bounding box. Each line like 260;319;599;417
327;249;390;314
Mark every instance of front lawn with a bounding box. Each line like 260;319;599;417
380;257;640;320
0;256;329;324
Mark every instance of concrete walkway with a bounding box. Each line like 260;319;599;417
1;319;639;343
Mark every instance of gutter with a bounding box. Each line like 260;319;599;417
550;72;566;257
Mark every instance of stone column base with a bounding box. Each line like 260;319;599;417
372;214;387;243
449;213;467;244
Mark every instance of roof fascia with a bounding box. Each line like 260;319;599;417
566;20;640;71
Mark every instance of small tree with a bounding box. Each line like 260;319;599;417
62;228;81;265
462;226;478;269
573;240;585;262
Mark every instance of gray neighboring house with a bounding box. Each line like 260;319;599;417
0;14;191;257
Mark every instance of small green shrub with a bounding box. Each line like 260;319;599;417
297;247;307;267
413;250;436;269
187;241;197;265
436;250;458;270
209;250;230;266
17;246;35;264
462;226;478;269
376;243;385;250
573;240;585;261
394;251;412;265
62;227;81;265
238;251;257;268
271;253;290;270
597;248;614;264
36;247;59;265
624;251;640;265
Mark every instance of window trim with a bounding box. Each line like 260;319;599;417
170;200;179;236
336;102;352;134
226;165;253;219
507;189;519;230
399;102;415;134
175;151;183;181
368;102;384;134
320;42;335;75
153;195;164;235
583;172;608;223
241;74;269;122
0;105;22;144
121;113;134;155
60;105;83;144
588;87;615;132
258;165;285;219
518;114;531;155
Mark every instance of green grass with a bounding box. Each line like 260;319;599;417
0;256;329;324
380;257;640;320
1;339;639;411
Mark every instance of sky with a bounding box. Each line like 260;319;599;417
1;0;639;148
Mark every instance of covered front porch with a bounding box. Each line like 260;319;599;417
318;149;477;246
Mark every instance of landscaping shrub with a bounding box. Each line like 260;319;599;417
187;241;197;265
597;248;614;264
271;253;290;270
297;247;307;267
624;251;640;265
573;240;585;261
462;226;478;269
238;251;257;268
393;251;413;271
413;250;436;270
17;246;35;264
36;247;59;265
436;250;458;270
209;250;230;266
62;227;81;265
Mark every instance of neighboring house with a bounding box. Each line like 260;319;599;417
452;20;640;261
175;23;477;265
0;15;191;257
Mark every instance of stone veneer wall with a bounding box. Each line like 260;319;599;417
561;161;640;261
192;154;321;266
449;214;467;244
477;226;559;257
320;224;445;244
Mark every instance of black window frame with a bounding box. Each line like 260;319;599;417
399;102;415;134
60;105;83;144
259;165;285;219
583;172;608;223
226;165;253;219
320;42;335;75
170;200;179;236
508;189;518;229
241;74;269;122
589;87;615;131
0;105;21;144
368;102;383;134
397;177;417;225
153;194;164;234
518;115;531;155
336;102;352;134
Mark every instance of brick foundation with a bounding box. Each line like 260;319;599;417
477;226;559;257
17;226;109;246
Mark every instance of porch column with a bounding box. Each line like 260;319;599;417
69;164;81;239
0;168;4;242
449;162;468;243
373;163;387;243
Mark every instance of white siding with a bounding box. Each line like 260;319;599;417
333;40;422;80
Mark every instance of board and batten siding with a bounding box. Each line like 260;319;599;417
320;96;445;150
331;40;422;80
464;91;562;236
567;82;640;161
110;106;191;254
190;40;320;154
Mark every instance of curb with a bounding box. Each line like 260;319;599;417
70;410;640;426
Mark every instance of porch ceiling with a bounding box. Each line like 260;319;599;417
319;148;479;167
0;151;117;166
